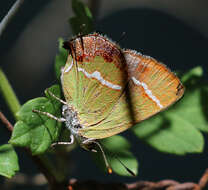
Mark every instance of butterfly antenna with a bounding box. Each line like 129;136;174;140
46;90;67;105
76;24;86;53
93;141;112;174
80;35;85;54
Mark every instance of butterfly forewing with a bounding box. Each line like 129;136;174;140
61;33;128;126
79;49;184;139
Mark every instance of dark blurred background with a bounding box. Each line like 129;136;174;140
0;0;208;189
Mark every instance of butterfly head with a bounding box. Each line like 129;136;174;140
62;105;82;133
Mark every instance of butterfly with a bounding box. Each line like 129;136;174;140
34;32;184;173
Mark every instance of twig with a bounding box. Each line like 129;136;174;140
198;169;208;189
68;169;208;190
0;0;24;37
0;111;14;131
126;180;180;190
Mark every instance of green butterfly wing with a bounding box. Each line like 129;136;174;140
61;33;128;127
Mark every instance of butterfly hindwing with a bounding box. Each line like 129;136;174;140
124;50;184;121
78;49;184;139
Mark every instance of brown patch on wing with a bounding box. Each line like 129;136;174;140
66;33;126;70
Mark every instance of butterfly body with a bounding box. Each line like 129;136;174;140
61;104;91;149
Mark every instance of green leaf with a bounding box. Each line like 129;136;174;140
0;144;19;178
92;135;138;176
69;0;93;35
9;85;62;155
132;67;206;155
55;38;68;80
181;66;203;84
45;84;62;112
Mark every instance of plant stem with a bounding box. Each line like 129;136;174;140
0;68;21;120
0;0;24;37
29;153;66;187
0;111;14;131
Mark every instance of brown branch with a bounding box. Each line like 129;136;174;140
0;111;14;131
68;169;208;190
199;169;208;189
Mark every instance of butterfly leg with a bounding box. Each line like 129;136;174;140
51;134;74;147
82;138;96;145
82;138;97;152
46;89;67;105
32;110;66;122
82;139;103;154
